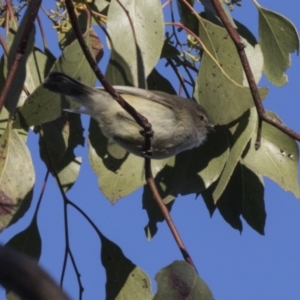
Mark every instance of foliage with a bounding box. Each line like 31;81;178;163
0;0;299;299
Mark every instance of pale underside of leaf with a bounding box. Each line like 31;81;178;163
196;17;268;125
243;111;300;197
253;0;300;86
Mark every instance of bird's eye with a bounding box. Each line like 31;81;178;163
199;115;204;121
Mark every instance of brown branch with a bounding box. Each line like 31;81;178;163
65;0;197;268
210;0;300;146
145;158;198;271
64;0;152;148
0;0;41;111
0;246;70;300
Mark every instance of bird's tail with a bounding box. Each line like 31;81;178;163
43;72;95;98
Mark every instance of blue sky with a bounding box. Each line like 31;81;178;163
0;1;300;299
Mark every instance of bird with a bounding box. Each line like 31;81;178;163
43;72;213;159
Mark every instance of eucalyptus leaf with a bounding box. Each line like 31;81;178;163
14;29;96;128
147;68;177;95
202;161;266;234
100;232;153;300
0;122;35;232
243;111;300;198
177;0;198;33
240;162;266;235
253;0;300;86
154;260;214;300
6;215;41;259
39;114;84;192
212;108;257;203
196;17;268;125
88;119;168;203
3;16;35;113
106;0;164;87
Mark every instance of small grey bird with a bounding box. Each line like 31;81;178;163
43;72;213;159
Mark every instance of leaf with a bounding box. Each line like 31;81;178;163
13;29;96;128
88;119;168;203
202;164;243;232
196;17;268;125
142;184;175;240
212;108;257;203
240;162;266;235
100;232;153;300
243;43;263;86
200;0;237;29
92;0;110;12
160;41;181;59
147;68;177;95
6;214;41;259
243;111;300;198
202;161;266;234
106;0;164;87
0;122;35;232
253;0;300;86
176;0;198;34
39;114;84;192
143;126;229;239
3;16;35;114
154;260;214;300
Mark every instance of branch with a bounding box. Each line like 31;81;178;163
65;0;197;268
0;0;41;111
144;159;198;271
210;0;300;147
0;246;70;300
64;0;152;155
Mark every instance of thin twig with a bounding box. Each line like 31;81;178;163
36;14;48;50
210;0;300;146
167;58;190;98
40;134;84;300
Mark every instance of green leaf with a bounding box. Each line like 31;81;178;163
147;68;177;95
39;114;84;192
176;0;198;33
154;260;214;300
240;162;266;235
106;0;164;87
88;119;168;203
160;41;181;59
202;164;243;232
0;122;35;232
202;161;267;234
212;108;257;203
142;184;175;240
14;29;96;128
100;232;153;300
3;16;35;114
243;111;300;198
196;17;268;125
92;0;110;12
253;0;300;86
6;215;41;259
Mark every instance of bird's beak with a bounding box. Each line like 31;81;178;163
207;125;215;133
